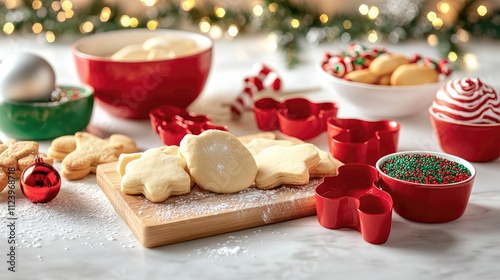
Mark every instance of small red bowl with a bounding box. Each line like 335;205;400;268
429;107;500;162
71;29;213;119
376;151;476;223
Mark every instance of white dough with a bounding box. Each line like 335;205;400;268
111;35;201;61
110;44;149;61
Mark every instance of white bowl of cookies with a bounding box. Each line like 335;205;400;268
319;44;451;118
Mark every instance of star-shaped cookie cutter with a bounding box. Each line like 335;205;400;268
253;97;338;140
149;105;227;146
326;118;400;166
315;163;393;244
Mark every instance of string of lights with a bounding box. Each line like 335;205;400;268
1;0;498;68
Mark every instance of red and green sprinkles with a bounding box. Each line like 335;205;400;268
380;154;471;184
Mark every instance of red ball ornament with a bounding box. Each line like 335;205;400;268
20;156;61;203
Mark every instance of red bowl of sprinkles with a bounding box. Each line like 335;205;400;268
375;151;476;223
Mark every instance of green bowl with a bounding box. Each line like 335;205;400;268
0;85;94;140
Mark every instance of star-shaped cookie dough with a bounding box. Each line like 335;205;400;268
121;149;191;203
254;143;320;190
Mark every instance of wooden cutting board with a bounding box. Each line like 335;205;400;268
96;161;322;248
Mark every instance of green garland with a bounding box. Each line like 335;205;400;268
1;0;499;68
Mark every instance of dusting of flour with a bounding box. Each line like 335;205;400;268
135;178;322;222
0;173;135;251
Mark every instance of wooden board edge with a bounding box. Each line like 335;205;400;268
141;195;317;248
96;163;147;245
96;161;321;248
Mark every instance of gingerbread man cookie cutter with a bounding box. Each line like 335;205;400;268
326;118;400;166
253;98;338;140
149;105;227;146
315;163;393;244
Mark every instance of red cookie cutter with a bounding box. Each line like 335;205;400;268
253;97;338;140
149;105;227;146
315;164;393;244
327;118;400;166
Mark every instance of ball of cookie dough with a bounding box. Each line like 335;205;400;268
179;130;257;193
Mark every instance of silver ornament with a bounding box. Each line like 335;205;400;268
0;52;57;102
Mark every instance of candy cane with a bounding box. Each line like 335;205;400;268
230;77;260;117
265;71;281;91
230;64;282;118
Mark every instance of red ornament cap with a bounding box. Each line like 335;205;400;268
20;156;61;203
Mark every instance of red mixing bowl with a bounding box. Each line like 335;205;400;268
71;29;213;119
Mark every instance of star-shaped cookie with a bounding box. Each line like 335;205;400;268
254;143;320;190
116;145;186;177
121;149;191;203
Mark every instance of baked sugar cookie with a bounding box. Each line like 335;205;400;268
237;132;276;145
117;145;188;177
47;135;76;161
179;130;257;193
244;138;295;155
390;64;439;85
116;152;142;177
309;149;342;177
369;53;409;76
245;138;342;177
254;144;320;190
0;170;7;192
121;149;191;203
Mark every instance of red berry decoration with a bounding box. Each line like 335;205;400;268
20;156;61;203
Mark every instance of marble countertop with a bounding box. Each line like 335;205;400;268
1;34;500;280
